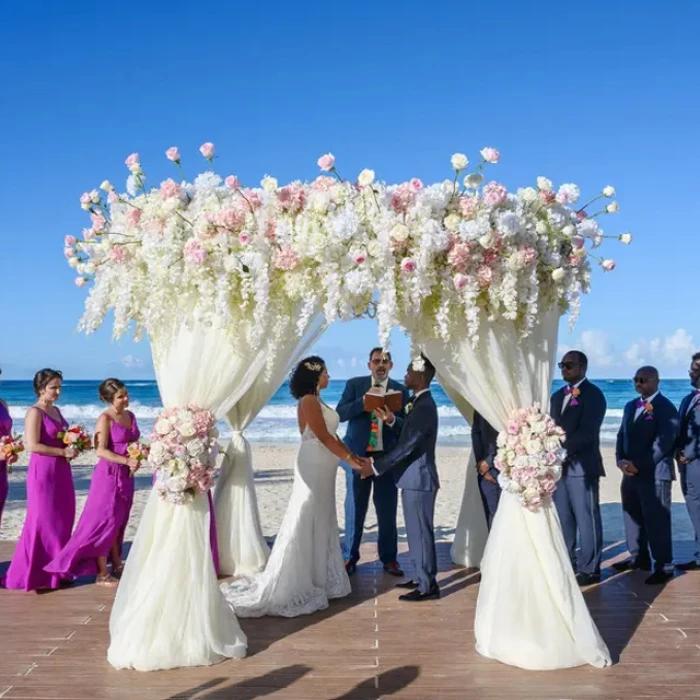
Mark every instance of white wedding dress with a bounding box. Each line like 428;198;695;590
220;401;351;617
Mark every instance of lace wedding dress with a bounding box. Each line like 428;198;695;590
220;401;351;617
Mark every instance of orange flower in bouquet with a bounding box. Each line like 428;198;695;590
126;441;150;475
57;425;92;455
0;433;24;473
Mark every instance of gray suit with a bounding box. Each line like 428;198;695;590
374;391;439;594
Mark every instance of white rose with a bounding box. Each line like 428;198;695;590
391;223;409;242
478;232;494;249
100;180;114;192
551;267;565;281
261;175;278;192
519;187;538;203
537;176;553;191
167;475;188;492
562;224;575;237
187;439;205;457
526;439;543;455
602;185;615;198
177;421;196;438
68;256;80;268
450;153;469;171
606;202;619;213
464;173;483;189
357;169;375;187
619;232;633;244
444;214;461;231
89;189;100;203
367;240;382;257
535;221;548;235
154;418;172;435
149;442;166;464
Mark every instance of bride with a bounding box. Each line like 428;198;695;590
220;356;361;617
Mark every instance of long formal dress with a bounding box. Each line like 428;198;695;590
45;414;139;578
3;409;76;592
220;402;351;617
0;402;12;532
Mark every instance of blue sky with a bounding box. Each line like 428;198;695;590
1;1;698;380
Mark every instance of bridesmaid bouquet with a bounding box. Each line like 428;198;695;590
0;433;25;473
494;405;566;512
126;440;150;475
147;405;220;505
57;425;92;455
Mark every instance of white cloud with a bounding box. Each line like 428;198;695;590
623;328;695;370
579;329;615;367
349;356;358;368
336;358;346;369
121;355;144;369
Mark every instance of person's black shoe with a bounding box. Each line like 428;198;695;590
399;586;440;602
576;572;601;586
612;559;651;573
345;561;357;576
644;570;673;585
395;580;419;590
675;560;699;571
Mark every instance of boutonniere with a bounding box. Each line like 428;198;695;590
405;402;414;415
637;400;654;420
564;386;581;406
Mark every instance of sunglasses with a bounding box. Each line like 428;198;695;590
558;362;579;370
633;377;650;384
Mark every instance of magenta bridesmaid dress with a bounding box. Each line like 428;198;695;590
45;414;139;578
3;408;76;592
0;401;12;531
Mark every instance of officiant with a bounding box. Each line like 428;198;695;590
337;348;411;576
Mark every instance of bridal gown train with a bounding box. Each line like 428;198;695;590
220;402;351;617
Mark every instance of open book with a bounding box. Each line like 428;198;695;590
364;389;404;414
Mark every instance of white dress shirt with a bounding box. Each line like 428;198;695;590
634;391;659;421
562;378;586;413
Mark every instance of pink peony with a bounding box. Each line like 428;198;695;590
216;207;246;231
477;265;493;286
184;238;207;264
317;153;335;171
64;235;77;246
225;175;240;189
160;178;182;199
409;178;424;191
400;257;416;274
110;246;128;264
482;182;508;207
74;277;87;288
453;273;469;290
199;142;215;160
264;220;277;241
520;246;538;265
311;176;336;191
480;147;501;164
273;246;301;271
538;190;556;206
447;242;471;272
165;146;180;162
600;258;616;271
459;195;479;218
238;230;251;246
277;184;306;214
126;208;142;226
125;153;140;168
389;183;417;214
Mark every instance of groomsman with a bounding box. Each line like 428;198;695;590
472;411;500;529
337;348;411;576
614;366;679;585
550;351;607;585
675;352;700;571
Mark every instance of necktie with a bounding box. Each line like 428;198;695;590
368;383;382;452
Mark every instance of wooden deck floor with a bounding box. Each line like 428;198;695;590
1;539;699;699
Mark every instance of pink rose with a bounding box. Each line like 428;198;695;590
480;147;501;164
453;273;469;290
238;231;251;246
311;176;336;191
600;258;616;271
400;257;416;274
477;265;493;286
126;208;142;226
83;228;95;241
199;142;215;160
538;190;556;206
448;242;471;272
459;195;479;218
90;213;106;231
165;146;180;162
184;238;207;264
576;210;588;222
125;153;140;168
107;191;118;204
409;178;424;191
277;184;306;214
79;192;92;208
64;235;77;246
74;277;87;288
217;207;246;231
273;246;301;271
160;178;182;200
482;182;508;207
317;153;335;171
225;175;240;189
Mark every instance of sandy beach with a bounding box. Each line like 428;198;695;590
1;445;695;546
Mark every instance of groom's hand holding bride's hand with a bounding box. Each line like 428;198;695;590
350;456;375;479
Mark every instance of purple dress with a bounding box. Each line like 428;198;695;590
46;414;138;578
3;408;76;592
0;401;12;531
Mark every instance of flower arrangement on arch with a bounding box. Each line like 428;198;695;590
147;405;220;505
67;144;631;352
494;405;566;511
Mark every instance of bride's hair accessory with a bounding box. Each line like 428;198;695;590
411;355;426;372
304;361;323;372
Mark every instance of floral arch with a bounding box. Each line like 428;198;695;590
68;144;628;669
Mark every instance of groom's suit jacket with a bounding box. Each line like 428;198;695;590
677;391;700;466
337;376;410;458
373;391;439;492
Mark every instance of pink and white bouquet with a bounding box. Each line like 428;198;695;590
494;405;566;512
57;425;92;455
147;405;220;505
0;433;24;472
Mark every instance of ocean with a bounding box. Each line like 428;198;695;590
1;379;692;446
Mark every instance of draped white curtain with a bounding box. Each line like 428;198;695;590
412;308;611;670
215;313;327;575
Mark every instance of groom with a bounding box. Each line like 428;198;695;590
355;354;440;601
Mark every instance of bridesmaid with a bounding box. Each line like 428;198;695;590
0;366;19;532
46;379;139;586
3;369;77;592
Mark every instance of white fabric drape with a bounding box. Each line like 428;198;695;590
413;308;611;670
215;314;327;575
108;321;259;671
